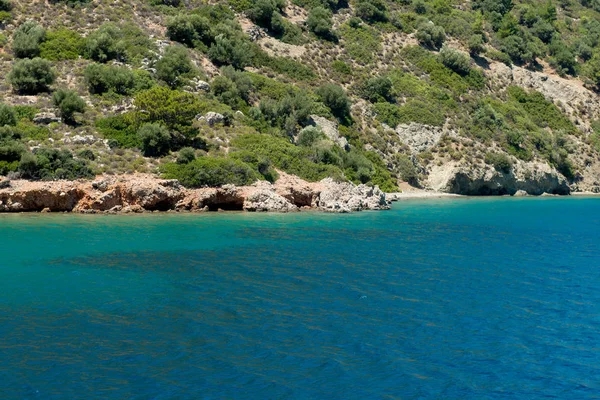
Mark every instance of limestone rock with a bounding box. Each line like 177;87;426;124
395;123;444;153
308;115;349;150
315;178;390;213
197;112;225;126
243;183;298;212
33;112;61;125
427;160;570;196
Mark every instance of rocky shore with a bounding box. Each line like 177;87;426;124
0;172;390;214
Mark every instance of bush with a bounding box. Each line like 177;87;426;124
84;23;125;62
439;46;471;75
166;14;212;48
316;84;351;122
39;28;84;61
208;28;254;69
155;46;194;88
355;0;388;23
12;21;46;58
137;123;171;157
307;6;334;39
134;86;202;139
0;0;12;11
84;63;136;95
8;58;56;94
78;149;95;161
19;148;93;180
176;147;196;164
485;152;512;173
161;156;261;187
395;153;419;186
52;89;86;124
297;126;326;146
468;34;485;56
247;0;286;28
416;22;446;49
0;104;17;127
361;76;393;103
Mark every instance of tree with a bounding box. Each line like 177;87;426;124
137;123;171;157
0;104;17;127
53;89;86;124
155;46;194;88
307;6;334;39
12;21;46;59
8;58;56;94
316;84;351;121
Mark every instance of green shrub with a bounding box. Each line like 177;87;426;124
316;84;351;122
8;58;56;94
95;114;139;148
297;126;326;146
134;86;202;139
155;46;195;88
395;153;419;185
85;23;152;64
468;34;485;55
12;21;46;58
361;76;393;103
84;23;124;62
161;156;261;187
39;28;84;61
137;123;171;157
355;0;388;22
231;133;344;182
439;46;471;75
485;152;512;173
176;147;196;164
416;22;446;49
84;63;136;95
307;6;334;39
0;104;17;127
19;148;93;180
166;14;212;48
52;89;86;124
0;0;12;11
247;0;286;28
78;149;95;161
208;28;254;69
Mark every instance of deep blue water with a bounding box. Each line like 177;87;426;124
2;197;600;399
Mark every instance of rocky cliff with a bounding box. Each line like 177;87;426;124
0;172;389;213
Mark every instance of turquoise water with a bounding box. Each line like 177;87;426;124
2;198;600;399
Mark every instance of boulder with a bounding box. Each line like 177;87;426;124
308;115;349;150
315;178;389;213
197;112;225;126
33;112;61;125
395;123;444;153
243;183;298;212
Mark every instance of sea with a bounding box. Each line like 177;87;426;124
1;197;600;399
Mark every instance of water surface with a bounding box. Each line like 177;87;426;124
2;197;600;399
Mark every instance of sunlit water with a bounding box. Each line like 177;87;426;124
2;197;600;399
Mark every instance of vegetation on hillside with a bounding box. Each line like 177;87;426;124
0;0;599;190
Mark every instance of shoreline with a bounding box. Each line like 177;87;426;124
0;172;390;214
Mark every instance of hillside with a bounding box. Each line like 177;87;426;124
1;0;600;195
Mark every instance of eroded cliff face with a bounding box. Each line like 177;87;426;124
426;161;570;196
0;172;389;213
